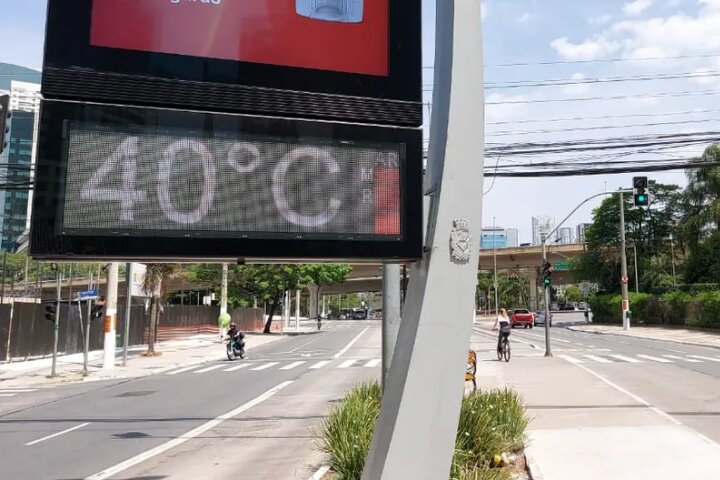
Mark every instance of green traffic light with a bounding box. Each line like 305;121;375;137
638;195;646;202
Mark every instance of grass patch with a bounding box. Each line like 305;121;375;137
319;382;528;480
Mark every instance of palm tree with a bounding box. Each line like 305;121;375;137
683;144;720;251
142;264;176;355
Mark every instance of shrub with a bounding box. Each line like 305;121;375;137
320;385;528;480
319;381;381;480
693;291;720;329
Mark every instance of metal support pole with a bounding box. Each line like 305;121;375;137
633;244;639;294
220;263;228;339
542;242;553;357
103;263;119;369
620;193;630;330
51;269;61;377
83;273;93;376
1;252;6;304
381;264;401;389
122;263;132;367
295;289;300;331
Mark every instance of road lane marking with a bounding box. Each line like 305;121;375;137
558;355;583;364
364;359;381;368
0;389;37;393
308;466;331;480
520;332;572;343
688;355;720;362
85;381;293;480
0;393;17;397
663;355;702;363
309;360;331;369
287;331;332;353
166;366;202;375
224;364;253;372
608;354;642;363
338;359;357;369
334;326;371;358
280;361;305;370
251;362;279;371
583;355;613;363
194;364;225;373
637;354;673;363
26;422;90;446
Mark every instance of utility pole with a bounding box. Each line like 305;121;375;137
541;242;552;358
83;272;93;376
619;192;630;330
122;263;133;367
633;244;639;294
669;234;677;287
50;266;61;377
381;264;401;389
220;263;228;340
103;263;119;369
493;216;498;316
295;289;300;331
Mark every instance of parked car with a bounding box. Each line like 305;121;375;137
560;303;576;311
579;302;588;310
351;308;368;320
511;308;534;328
534;310;553;327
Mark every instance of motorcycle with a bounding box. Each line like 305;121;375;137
225;335;246;361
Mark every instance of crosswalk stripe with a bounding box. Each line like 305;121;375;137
0;393;16;397
251;362;279;371
608;354;642;363
637;354;673;363
688;355;720;363
194;364;226;373
559;354;583;364
663;355;702;363
280;361;306;370
583;355;613;363
224;364;253;372
166;366;202;375
364;359;381;368
338;359;357;369
0;389;37;393
309;360;331;370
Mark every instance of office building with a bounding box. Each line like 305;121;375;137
532;215;556;245
577;223;592;243
480;226;507;249
505;228;519;248
0;81;40;252
559;227;573;244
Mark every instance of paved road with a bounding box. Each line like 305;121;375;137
494;320;720;444
0;320;380;480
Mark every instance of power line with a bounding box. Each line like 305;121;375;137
464;89;720;105
481;108;720;126
487;118;720;137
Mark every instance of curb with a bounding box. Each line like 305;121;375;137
566;326;720;351
524;452;544;480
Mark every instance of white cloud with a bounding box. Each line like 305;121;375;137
589;14;613;26
550;36;620;61
623;0;655;15
482;4;488;21
562;73;592;95
485;93;528;123
517;13;532;23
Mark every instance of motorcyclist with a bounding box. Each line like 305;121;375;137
226;323;245;350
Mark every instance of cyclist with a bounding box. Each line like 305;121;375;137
492;308;512;353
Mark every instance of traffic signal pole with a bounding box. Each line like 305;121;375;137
539;190;633;355
620;192;630;330
103;263;119;370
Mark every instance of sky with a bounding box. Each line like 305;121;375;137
1;0;717;243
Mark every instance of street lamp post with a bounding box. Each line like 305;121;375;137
669;234;677;287
619;192;630;330
493;216;498;317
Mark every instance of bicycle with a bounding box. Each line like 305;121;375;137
497;333;511;362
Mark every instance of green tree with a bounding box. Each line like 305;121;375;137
565;285;582;303
683;144;720;251
305;264;352;318
142;264;177;355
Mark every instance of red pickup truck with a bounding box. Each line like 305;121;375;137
511;309;534;329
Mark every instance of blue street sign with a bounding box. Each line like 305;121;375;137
478;295;486;301
78;289;99;300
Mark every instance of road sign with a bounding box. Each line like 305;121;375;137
77;289;99;300
553;261;570;271
621;275;629;284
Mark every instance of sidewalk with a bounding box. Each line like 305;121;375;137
0;329;311;389
567;323;720;350
475;355;720;480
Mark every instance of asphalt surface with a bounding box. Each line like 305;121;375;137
501;313;720;445
0;320;379;480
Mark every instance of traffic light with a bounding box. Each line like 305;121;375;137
633;176;649;207
0;94;11;156
542;261;552;287
91;304;104;321
44;302;57;322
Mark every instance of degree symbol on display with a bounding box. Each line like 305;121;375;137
272;147;342;228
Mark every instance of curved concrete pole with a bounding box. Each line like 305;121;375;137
362;1;485;478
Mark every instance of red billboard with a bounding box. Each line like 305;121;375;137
90;0;389;76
